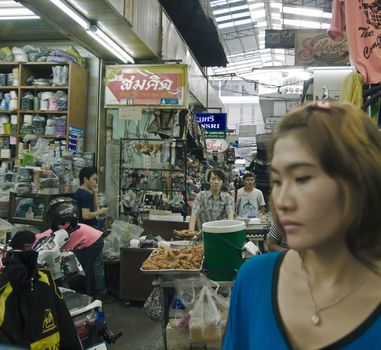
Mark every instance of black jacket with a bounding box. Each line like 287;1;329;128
0;251;82;349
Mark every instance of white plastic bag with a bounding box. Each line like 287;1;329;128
111;220;143;247
103;220;144;259
189;285;222;342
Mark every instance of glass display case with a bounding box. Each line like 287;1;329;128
8;191;72;229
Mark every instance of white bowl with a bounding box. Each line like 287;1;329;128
170;240;192;249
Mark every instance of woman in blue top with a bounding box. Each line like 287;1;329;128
223;102;381;349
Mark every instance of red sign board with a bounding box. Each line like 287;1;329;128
105;64;188;107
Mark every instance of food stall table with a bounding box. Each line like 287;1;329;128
151;274;234;350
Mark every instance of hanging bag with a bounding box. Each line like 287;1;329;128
143;286;163;322
189;285;222;342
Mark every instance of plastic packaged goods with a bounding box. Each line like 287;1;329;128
32;115;46;135
0;74;7;86
11;68;19;86
169;297;189;330
54;115;66;137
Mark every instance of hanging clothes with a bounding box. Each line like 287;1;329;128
339;72;363;107
328;0;381;84
362;84;381;125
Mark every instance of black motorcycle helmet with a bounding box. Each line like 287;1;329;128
46;197;79;231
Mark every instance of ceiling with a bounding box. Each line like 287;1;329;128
209;0;333;77
0;1;67;42
0;18;68;42
0;0;157;63
0;0;334;76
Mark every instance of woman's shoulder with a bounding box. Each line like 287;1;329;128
232;253;285;300
238;252;284;278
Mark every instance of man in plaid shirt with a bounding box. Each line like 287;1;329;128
189;168;235;231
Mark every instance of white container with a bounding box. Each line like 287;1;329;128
170;240;193;249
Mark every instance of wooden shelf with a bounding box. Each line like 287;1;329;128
0;63;19;69
22;62;69;66
20;86;68;90
0;62;87;162
40;135;66;139
17;133;66;139
19;110;67;114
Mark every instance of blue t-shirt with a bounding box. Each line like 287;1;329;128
223;252;381;350
74;188;97;228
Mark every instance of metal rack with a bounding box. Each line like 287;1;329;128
119;138;188;220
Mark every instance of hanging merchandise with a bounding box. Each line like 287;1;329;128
143;287;163;322
146;109;177;139
119;138;188;219
328;0;381;84
339;72;363;107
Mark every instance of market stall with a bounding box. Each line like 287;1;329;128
135;219;268;350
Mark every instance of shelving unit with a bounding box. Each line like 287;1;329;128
119;138;188;219
0;61;87;166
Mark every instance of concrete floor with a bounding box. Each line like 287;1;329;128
104;300;165;350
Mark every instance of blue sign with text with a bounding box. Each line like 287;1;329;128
194;113;227;138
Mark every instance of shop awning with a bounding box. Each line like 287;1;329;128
159;0;228;68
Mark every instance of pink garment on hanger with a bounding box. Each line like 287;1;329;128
328;0;381;84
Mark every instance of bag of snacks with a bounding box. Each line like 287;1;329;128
189;285;222;342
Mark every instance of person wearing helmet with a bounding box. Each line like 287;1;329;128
35;197;113;303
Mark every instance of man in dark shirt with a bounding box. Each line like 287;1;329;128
74;167;108;228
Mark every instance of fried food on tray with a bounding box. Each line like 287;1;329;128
141;245;204;270
174;229;198;237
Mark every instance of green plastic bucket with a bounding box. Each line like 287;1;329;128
202;220;246;281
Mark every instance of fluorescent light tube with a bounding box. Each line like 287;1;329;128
48;0;89;29
0;8;38;16
48;0;134;63
87;27;135;63
0;16;39;20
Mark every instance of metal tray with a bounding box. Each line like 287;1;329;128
140;249;203;275
140;267;202;275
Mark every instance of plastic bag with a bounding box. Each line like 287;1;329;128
174;275;220;309
112;220;143;247
189;285;222;342
103;221;143;259
214;292;230;335
102;233;120;260
31;137;51;163
168;296;190;330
